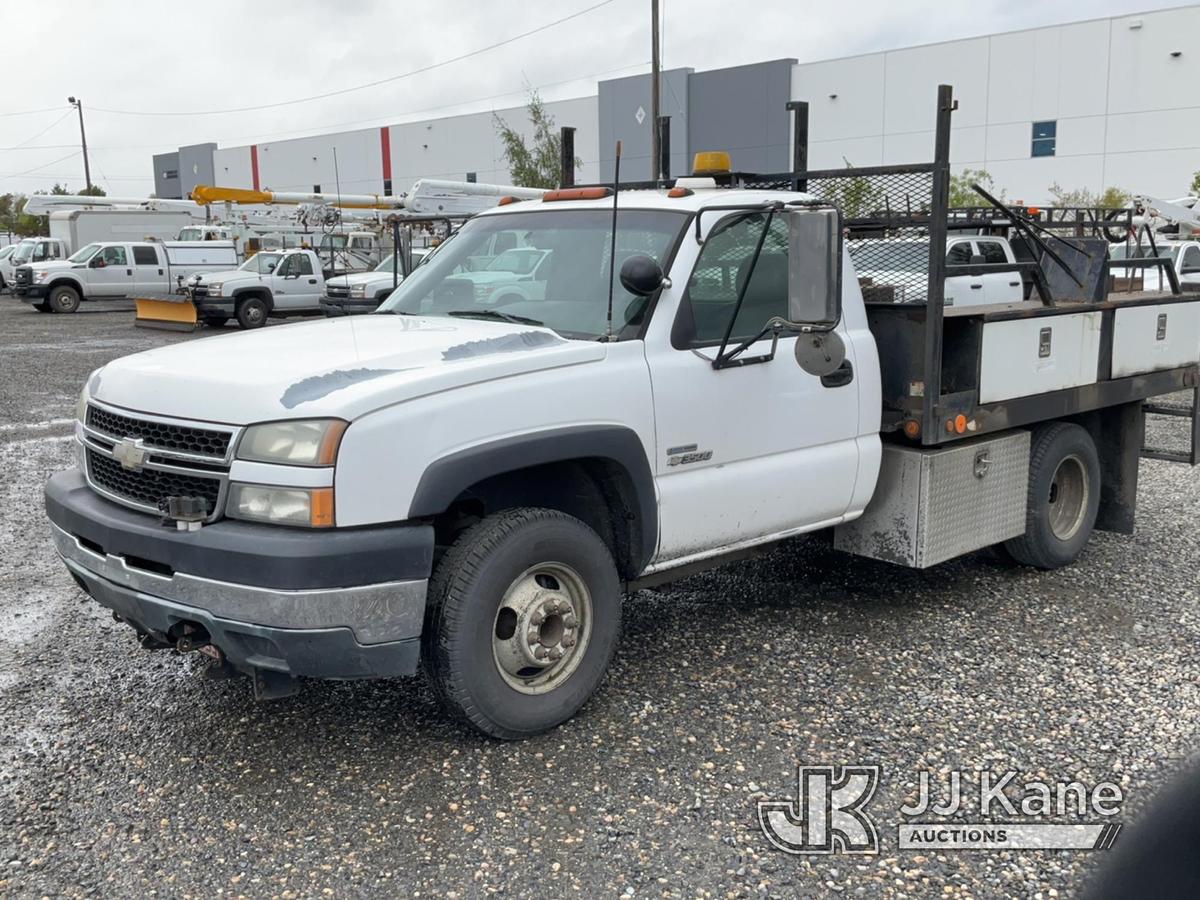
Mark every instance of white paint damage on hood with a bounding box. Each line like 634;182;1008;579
89;316;607;424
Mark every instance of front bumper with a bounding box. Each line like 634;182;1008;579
46;469;433;681
17;284;49;300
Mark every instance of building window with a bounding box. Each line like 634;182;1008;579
466;172;477;183
162;169;179;179
383;178;393;196
313;184;321;193
1031;121;1056;157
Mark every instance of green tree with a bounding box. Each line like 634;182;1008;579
79;184;107;197
1047;182;1131;209
949;168;1004;208
494;90;577;189
1189;170;1199;195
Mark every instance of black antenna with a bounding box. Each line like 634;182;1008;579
605;140;622;342
333;147;346;274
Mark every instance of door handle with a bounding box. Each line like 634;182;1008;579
126;269;133;275
158;269;164;275
969;283;983;289
308;278;318;284
821;360;854;388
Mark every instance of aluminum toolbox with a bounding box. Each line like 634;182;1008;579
834;431;1030;568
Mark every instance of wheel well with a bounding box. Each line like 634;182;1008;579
432;457;646;581
234;289;273;310
47;279;81;295
1057;402;1143;535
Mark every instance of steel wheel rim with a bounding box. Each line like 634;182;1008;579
492;562;592;695
246;305;264;324
1048;453;1089;541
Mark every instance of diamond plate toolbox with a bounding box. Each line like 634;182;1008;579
834;431;1031;568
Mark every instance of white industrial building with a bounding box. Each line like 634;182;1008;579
153;4;1200;206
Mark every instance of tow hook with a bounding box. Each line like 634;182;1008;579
252;668;299;701
168;621;211;653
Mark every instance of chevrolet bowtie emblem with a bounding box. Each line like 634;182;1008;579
112;437;148;471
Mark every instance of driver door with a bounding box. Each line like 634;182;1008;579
272;254;321;310
89;245;134;297
645;212;865;564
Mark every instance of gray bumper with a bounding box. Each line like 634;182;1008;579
53;524;425;679
46;468;433;681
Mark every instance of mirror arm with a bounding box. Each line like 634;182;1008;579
713;320;787;370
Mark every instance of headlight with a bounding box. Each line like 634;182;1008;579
35;270;51;282
350;284;368;298
227;484;334;527
236;419;347;466
474;283;495;298
207;282;223;296
75;382;90;422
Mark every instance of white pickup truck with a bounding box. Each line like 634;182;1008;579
44;175;1200;738
16;240;237;313
321;248;432;317
850;234;1024;306
1110;240;1200;293
190;248;326;328
2;237;69;289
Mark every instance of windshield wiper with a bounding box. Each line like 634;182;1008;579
446;309;544;326
374;308;414;315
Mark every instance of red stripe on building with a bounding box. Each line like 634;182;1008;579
250;144;260;191
380;127;392;184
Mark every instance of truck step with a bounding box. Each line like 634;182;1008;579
1141;387;1199;465
1143;403;1194;417
1141;448;1194;463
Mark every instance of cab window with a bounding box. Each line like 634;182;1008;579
678;213;789;346
98;246;127;267
976;241;1008;264
945;242;973;265
132;245;159;266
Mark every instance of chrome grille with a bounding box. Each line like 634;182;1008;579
86;449;222;517
326;285;350;299
86;404;231;459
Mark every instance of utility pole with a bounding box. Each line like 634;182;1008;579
650;0;661;183
67;96;93;192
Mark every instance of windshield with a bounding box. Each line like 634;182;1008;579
0;245;14;260
850;241;929;272
377;210;687;339
67;243;100;263
485;248;546;275
11;240;36;263
178;227;202;241
372;248;432;273
1110;243;1180;261
239;252;283;273
318;234;348;250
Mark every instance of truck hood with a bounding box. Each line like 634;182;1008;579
88;316;606;424
193;268;257;285
23;260;76;274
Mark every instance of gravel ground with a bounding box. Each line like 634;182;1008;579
0;298;1197;898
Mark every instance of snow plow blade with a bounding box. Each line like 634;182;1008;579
135;296;198;331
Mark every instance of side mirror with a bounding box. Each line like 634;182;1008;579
785;208;841;326
619;255;666;296
969;253;986;265
91;258;106;268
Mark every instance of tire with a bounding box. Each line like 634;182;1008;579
422;507;622;739
235;296;268;329
48;284;81;314
1003;422;1101;569
204;316;229;328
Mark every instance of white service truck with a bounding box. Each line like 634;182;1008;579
15;240;237;313
189;248;327;328
44;164;1200;738
49;209;198;254
2;237;69;287
321;248;432;317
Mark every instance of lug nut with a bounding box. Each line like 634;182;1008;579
534;646;548;660
531;611;545;626
563;635;576;648
561;612;577;628
549;647;564;660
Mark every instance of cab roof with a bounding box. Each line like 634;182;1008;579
474;185;820;218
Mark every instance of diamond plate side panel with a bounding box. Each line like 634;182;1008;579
917;431;1030;567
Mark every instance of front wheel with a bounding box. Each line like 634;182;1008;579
48;285;81;313
422;508;622;739
235;296;268;329
1003;422;1101;569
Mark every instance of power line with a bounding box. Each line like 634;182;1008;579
89;0;620;117
2;110;74;154
0;106;62;119
1;150;81;179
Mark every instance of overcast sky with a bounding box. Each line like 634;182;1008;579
1;0;1191;196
